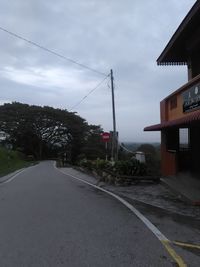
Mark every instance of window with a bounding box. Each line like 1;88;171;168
179;128;190;150
165;129;179;151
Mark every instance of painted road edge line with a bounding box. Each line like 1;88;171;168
173;241;200;250
55;164;187;267
0;164;37;185
162;240;187;267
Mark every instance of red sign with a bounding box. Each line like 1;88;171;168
101;132;110;142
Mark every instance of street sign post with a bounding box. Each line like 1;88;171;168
101;132;110;142
101;132;110;160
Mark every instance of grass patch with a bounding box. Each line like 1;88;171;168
0;147;34;177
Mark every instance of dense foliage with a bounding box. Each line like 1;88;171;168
0;102;105;162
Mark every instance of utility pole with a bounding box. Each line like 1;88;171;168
110;69;118;161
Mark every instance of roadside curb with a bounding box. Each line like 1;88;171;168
77;165;200;207
60;166;200;221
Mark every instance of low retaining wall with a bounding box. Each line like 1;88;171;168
76;166;160;186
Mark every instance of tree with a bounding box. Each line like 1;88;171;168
0;103;87;161
80;125;105;160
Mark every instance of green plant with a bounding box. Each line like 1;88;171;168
0;147;35;177
78;158;148;177
108;159;147;176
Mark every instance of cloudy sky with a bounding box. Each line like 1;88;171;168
0;0;196;142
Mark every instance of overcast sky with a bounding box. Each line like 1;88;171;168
0;0;196;142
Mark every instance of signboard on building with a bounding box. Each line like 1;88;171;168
182;82;200;112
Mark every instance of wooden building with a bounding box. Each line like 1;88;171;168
144;1;200;177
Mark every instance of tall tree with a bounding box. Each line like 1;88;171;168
0;103;87;160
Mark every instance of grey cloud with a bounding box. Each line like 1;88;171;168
0;0;196;142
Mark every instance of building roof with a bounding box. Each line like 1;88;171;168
144;109;200;131
157;1;200;66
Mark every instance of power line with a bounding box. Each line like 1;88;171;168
0;26;107;76
119;143;136;154
69;74;110;111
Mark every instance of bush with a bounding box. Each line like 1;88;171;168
79;158;147;176
94;159;110;170
79;159;93;170
110;160;147;176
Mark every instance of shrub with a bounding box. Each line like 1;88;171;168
79;159;93;170
94;159;110;170
112;159;147;176
78;158;147;176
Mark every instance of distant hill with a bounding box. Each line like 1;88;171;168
122;142;160;152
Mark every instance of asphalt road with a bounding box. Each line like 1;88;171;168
0;161;182;266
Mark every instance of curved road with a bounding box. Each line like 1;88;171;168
0;161;174;266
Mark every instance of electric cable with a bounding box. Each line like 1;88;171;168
119;143;135;154
0;26;107;76
69;74;110;111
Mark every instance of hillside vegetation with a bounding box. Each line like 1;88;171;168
0;147;32;177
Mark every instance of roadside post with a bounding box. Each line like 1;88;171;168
110;69;118;161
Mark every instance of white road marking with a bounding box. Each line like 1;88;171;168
0;165;37;185
55;165;188;266
56;166;168;241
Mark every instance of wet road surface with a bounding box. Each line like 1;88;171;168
0;161;194;266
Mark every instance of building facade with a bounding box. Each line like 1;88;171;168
144;1;200;178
